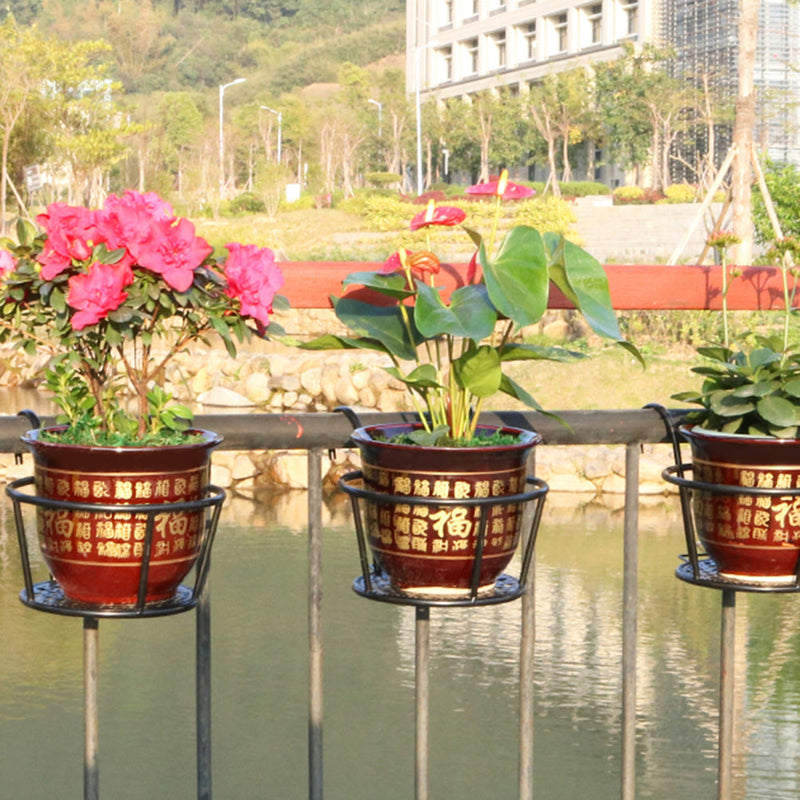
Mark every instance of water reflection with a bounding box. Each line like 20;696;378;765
0;494;798;799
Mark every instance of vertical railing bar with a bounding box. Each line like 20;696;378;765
84;617;100;800
308;449;324;800
621;443;639;800
519;448;538;800
196;587;212;800
415;606;430;800
519;552;535;800
718;589;736;800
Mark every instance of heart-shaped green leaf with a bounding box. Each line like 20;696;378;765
414;281;496;341
452;345;502;398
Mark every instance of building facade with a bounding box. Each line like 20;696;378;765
407;0;800;185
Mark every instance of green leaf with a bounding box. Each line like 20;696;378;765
481;226;549;326
342;271;413;301
408;426;450;446
498;373;544;410
784;378;800;398
709;390;757;417
452;345;502;398
384;364;442;393
414;281;497;341
50;287;66;313
757;395;800;427
296;333;393;357
545;233;626;343
333;295;419;361
499;342;584;363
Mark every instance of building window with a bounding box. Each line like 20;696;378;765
548;12;568;54
519;20;537;60
441;0;454;25
620;0;637;37
487;29;507;69
436;45;453;82
582;3;602;46
489;0;507;13
463;37;479;74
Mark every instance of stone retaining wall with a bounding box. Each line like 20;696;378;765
0;306;679;502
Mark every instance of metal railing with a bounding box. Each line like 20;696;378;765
2;406;699;800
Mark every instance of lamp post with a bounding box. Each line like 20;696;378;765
368;98;383;137
260;105;282;164
218;77;246;198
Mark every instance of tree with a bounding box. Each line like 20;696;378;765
0;17;50;231
527;70;592;195
157;92;203;195
594;43;688;189
373;68;412;176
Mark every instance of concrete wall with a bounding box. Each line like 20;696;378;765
572;200;728;264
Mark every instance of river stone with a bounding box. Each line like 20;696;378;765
300;366;323;396
244;372;271;404
334;375;359;406
197;386;254;407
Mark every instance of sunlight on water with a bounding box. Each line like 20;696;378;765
0;491;799;799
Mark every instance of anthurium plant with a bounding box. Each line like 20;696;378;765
301;171;641;446
673;232;800;437
0;190;285;446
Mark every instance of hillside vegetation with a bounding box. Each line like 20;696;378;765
16;0;405;93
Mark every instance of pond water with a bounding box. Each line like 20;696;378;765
0;490;799;799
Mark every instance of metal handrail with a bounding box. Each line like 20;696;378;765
0;407;692;456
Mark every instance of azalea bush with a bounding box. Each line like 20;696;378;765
0;190;285;445
301;170;641;446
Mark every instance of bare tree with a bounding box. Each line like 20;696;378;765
731;0;760;265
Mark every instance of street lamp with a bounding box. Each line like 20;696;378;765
368;98;383;137
218;77;246;198
260;105;282;164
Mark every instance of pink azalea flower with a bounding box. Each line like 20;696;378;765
0;249;17;276
223;243;284;327
36;204;104;280
134;217;213;292
67;262;131;330
466;170;535;200
99;190;176;270
409;201;466;231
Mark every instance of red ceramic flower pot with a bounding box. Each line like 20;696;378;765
682;425;800;584
22;428;222;606
351;423;541;598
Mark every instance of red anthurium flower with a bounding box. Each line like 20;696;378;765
223;243;284;327
408;250;441;276
380;250;404;274
466;169;535;200
134;217;213;292
410;200;466;231
466;249;481;284
67;262;131;331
